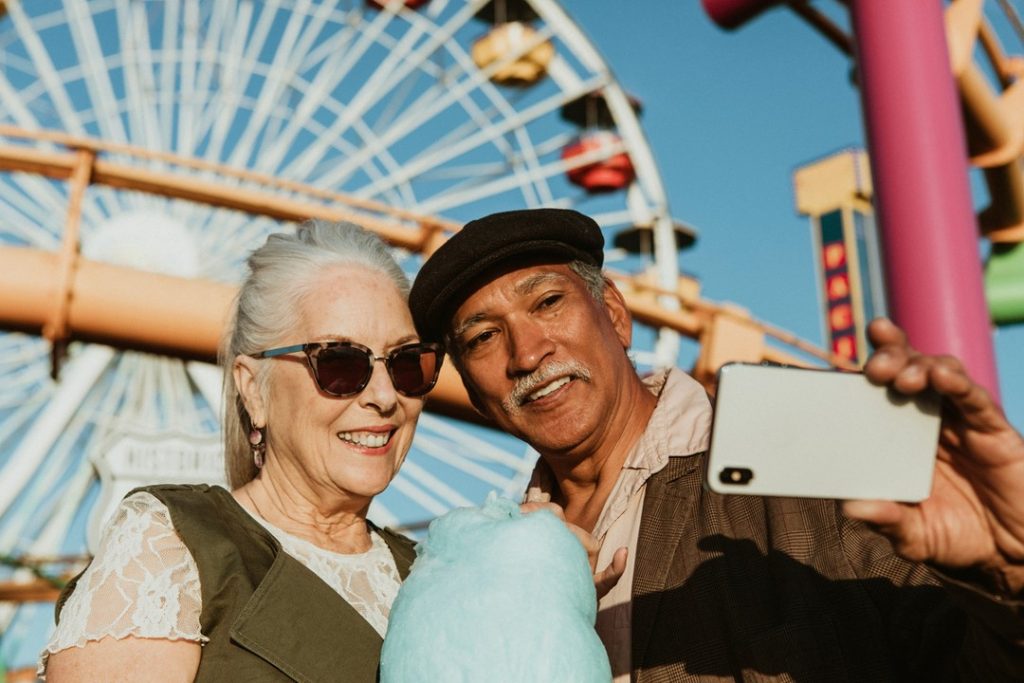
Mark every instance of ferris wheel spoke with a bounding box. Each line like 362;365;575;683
176;0;203;155
354;76;606;202
164;190;243;258
197;213;279;274
414;436;526;489
238;0;351;166
152;0;179;150
3;178;80;242
80;189;126;236
4;3;87;135
440;27;566;200
201;2;257;162
157;358;188;426
0;347;135;552
0;333;45;359
0;70;39;129
0;185;62;246
162;359;215;431
115;0;163;153
351;118;419;206
185;361;222;423
296;9;362;73
0;345;114;521
225;0;327;169
279;112;412;206
531;0;607;74
396;460;476;509
281;0;486;182
25;462;95;555
190;5;233;145
307;74;482;189
0;423;88;552
369;68;428;137
65;0;129;143
0;363;48;407
417;413;538;473
255;26;374;173
0;393;48;453
415;136;624;214
313;23;569;192
125;356;163;426
385;477;455;518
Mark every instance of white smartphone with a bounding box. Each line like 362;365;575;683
705;363;942;502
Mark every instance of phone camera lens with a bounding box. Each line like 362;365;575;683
719;467;754;486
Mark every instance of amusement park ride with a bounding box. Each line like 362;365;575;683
0;0;1021;677
706;0;1024;395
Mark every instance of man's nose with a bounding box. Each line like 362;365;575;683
506;317;555;374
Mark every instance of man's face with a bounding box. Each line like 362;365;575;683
449;261;633;457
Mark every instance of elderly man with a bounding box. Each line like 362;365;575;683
409;208;1024;682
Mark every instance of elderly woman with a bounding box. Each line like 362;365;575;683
41;220;443;682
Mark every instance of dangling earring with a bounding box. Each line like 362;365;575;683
249;426;267;469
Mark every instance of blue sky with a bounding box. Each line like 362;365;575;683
563;0;1024;428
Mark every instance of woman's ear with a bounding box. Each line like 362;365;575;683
233;355;267;428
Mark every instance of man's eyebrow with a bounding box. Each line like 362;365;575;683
513;272;565;296
451;313;488;340
451;272;568;340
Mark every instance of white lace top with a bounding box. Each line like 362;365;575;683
40;491;402;674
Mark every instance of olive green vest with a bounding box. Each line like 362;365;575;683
58;484;416;683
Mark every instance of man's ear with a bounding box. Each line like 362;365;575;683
233;355;267;428
601;278;633;349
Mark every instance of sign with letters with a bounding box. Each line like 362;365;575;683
88;430;226;553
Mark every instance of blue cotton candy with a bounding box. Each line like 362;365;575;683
381;493;611;683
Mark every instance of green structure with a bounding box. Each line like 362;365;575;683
986;243;1024;325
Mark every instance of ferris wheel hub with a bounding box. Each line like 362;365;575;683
83;210;199;278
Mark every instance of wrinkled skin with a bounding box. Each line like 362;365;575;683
845;318;1024;593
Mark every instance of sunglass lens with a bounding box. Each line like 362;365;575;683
316;346;372;396
390;346;440;396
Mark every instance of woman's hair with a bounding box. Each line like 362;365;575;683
220;219;410;488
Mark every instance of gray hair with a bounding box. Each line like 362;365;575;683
220;219;409;488
568;259;607;302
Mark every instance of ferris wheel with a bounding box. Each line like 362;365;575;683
0;0;684;670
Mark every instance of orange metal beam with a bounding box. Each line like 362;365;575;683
0;245;233;359
0;143;431;251
0;246;485;425
0;124;462;232
0;125;840;408
0;579;60;603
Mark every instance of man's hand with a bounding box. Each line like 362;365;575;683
842;318;1024;594
520;501;628;600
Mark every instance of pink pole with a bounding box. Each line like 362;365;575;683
850;0;1000;400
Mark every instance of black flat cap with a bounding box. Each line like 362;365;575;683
410;208;604;343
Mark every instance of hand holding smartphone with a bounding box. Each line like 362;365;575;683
705;363;942;502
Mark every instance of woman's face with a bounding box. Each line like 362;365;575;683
252;265;425;510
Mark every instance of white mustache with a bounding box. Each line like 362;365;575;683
502;360;592;415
